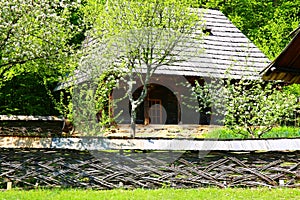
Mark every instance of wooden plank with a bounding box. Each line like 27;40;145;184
51;137;300;151
1;136;299;151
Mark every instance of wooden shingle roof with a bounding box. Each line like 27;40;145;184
154;9;270;79
56;9;270;90
261;26;300;83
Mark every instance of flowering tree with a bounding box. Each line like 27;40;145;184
193;78;298;138
0;0;83;116
0;0;81;85
83;0;203;137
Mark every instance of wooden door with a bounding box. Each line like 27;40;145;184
148;99;162;124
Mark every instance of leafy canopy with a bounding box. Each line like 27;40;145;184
0;0;82;84
0;0;84;115
84;0;199;39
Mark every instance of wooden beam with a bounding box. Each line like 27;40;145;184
51;138;300;151
274;66;300;74
0;136;299;151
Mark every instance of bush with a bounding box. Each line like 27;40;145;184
193;78;299;138
0;72;59;115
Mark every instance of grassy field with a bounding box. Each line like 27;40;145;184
0;188;299;200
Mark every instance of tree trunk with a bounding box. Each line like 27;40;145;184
144;98;150;125
130;107;137;138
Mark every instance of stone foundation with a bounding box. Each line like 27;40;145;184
105;124;217;138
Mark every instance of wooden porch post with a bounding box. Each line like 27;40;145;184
144;97;150;125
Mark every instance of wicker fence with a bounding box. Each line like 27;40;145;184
0;148;299;189
0;117;299;189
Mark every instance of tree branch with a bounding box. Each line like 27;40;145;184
0;49;69;78
0;16;21;50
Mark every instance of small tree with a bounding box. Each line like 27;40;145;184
193;78;298;138
83;0;203;137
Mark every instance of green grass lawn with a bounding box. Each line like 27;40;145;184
0;188;299;200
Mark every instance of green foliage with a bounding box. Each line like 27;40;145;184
283;84;300;97
263;126;300;138
0;0;84;116
72;81;102;135
84;0;200;40
0;0;81;81
95;70;124;127
224;80;298;138
205;126;300;139
0;72;59;115
193;79;299;138
53;88;74;121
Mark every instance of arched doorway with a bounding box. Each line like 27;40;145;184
131;84;179;124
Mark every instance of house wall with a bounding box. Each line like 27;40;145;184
113;74;202;125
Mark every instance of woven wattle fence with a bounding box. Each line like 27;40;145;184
0;117;299;189
0;149;299;189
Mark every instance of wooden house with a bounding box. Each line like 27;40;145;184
112;9;270;125
261;26;300;83
57;9;270;126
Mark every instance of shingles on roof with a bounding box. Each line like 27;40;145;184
56;9;270;90
153;9;270;79
261;26;300;83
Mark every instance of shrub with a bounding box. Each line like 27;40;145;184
193;78;299;138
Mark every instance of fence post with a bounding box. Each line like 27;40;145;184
7;181;12;190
